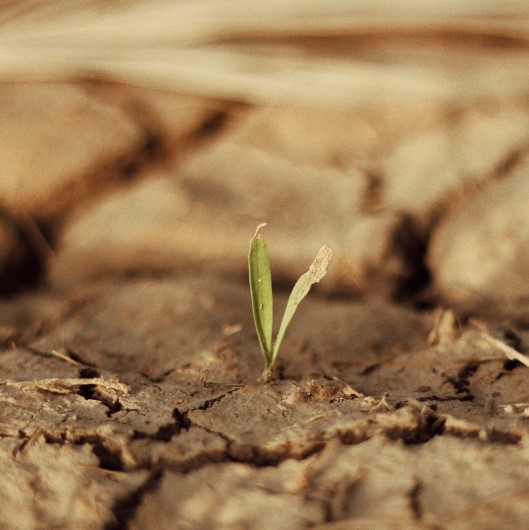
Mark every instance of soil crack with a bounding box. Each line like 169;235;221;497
194;388;240;412
104;469;164;530
388;214;433;302
132;407;191;443
442;360;480;399
408;478;424;520
77;383;124;417
41;430;127;471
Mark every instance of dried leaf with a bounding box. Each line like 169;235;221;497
272;245;333;365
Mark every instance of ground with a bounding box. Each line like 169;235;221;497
1;3;529;529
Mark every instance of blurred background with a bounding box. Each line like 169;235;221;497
1;0;529;306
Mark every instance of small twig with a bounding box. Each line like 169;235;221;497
50;349;82;366
469;320;529;368
482;334;529;368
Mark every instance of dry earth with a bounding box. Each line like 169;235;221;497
2;2;529;529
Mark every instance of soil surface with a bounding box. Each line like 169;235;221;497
2;3;529;529
2;278;529;529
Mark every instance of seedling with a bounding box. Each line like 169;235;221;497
248;224;333;382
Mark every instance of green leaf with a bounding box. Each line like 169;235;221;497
271;245;333;366
248;223;273;367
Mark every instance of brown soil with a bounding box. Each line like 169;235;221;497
2;277;529;529
2;3;529;529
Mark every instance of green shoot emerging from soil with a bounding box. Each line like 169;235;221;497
249;224;333;382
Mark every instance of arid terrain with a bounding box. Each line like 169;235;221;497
1;2;529;529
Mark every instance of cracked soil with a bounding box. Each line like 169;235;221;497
2;3;529;528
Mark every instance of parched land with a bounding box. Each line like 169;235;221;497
1;2;529;529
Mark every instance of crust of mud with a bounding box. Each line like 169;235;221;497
1;277;529;529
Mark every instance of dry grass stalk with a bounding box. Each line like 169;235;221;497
0;1;528;106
